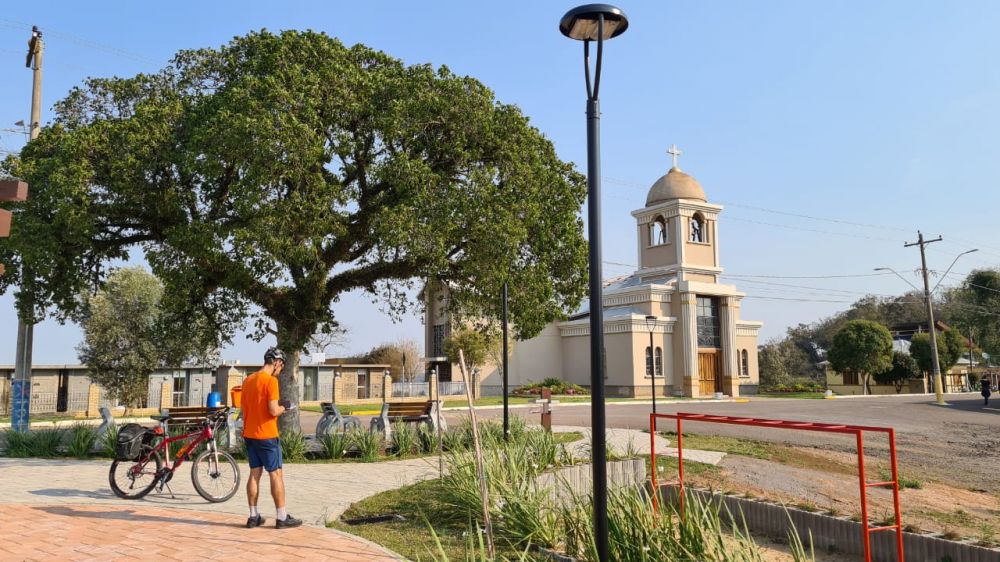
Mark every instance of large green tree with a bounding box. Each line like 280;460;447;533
873;350;920;393
909;329;967;375
941;269;1000;361
0;31;588;431
827;320;894;395
77;267;218;409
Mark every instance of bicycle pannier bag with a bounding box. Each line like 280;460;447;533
116;423;148;461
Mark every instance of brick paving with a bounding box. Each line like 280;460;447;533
0;504;400;561
0;457;438;561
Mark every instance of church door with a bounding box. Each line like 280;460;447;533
698;351;721;395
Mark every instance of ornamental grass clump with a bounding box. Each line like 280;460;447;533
100;424;120;458
319;430;349;460
349;428;384;462
67;423;98;459
279;429;308;462
2;430;32;457
28;428;64;457
391;422;418;457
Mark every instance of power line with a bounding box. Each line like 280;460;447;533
0;19;161;67
726;215;905;243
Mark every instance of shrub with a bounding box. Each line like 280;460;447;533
513;378;589;396
442;427;467;452
2;430;33;457
67;424;98;459
391;422;418;457
279;429;308;462
100;424;120;458
30;429;65;457
349;429;384;462
416;424;440;454
319;431;349;460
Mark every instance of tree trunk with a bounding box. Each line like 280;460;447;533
863;374;870;396
277;349;301;435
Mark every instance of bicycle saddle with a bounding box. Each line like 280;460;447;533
151;414;171;422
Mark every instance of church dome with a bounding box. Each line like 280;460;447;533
645;167;706;205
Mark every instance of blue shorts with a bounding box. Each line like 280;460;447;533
244;437;283;472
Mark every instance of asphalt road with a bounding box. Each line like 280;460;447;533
298;393;999;491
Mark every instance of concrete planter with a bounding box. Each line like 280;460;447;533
534;458;646;505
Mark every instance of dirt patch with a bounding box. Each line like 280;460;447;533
701;454;1000;547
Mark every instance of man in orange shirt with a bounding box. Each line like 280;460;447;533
242;347;302;529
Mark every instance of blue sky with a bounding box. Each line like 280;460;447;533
2;1;999;364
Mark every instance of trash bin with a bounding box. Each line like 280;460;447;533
206;391;222;408
230;386;242;409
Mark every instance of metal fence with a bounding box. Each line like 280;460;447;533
437;381;467;397
392;382;430;398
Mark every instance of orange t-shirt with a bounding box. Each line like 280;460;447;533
241;369;280;440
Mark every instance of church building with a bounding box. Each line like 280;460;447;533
425;148;762;398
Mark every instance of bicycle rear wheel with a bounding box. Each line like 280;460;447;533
191;449;240;503
109;450;162;500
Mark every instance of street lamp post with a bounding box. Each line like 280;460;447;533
876;247;977;405
645;315;657;414
559;6;629;561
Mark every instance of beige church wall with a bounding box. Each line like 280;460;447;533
604;332;638;397
685;241;716;267
735;334;760;383
685;273;717;283
478;324;564;392
629;330;675;397
642;243;677;268
560;336;592;388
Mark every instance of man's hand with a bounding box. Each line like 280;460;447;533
278;398;295;410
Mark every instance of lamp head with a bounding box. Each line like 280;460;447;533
644;315;656;332
560;4;629;41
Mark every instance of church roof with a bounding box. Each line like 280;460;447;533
569;273;677;318
646;167;706;205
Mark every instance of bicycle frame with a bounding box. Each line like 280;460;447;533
133;419;219;479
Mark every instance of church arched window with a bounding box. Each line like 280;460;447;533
690;213;706;243
655;347;663;377
645;346;653;377
741;349;750;377
649;216;668;246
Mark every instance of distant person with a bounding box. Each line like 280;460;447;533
981;377;992;407
242;347;301;529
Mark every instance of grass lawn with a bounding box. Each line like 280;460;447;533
756;392;826;399
330;479;531;561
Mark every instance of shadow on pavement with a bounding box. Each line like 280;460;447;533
29;488;111;499
933;398;1000;416
33;505;244;529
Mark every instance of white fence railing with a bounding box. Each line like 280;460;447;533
437;381;467;397
392;382;430;398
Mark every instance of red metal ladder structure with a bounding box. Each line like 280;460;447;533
649;412;905;562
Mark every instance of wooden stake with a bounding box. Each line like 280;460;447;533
458;349;495;559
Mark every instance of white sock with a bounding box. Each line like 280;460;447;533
249;506;258;517
277;507;287;521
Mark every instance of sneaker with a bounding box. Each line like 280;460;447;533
275;514;303;529
246;514;265;528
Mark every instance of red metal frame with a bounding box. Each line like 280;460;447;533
131;420;215;479
649;412;904;562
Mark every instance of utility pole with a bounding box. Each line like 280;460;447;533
905;231;945;405
12;26;42;432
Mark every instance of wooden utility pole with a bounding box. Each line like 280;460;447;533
905;231;944;405
12;26;42;432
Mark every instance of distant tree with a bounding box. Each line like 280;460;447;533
909;329;967;375
305;321;349;358
444;328;497;376
758;337;820;388
827;320;894;395
364;339;423;381
941;269;1000;360
873;350;920;393
77;267;218;410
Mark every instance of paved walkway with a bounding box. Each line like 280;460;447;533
0;504;399;561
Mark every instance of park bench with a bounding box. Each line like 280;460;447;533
370;399;447;440
154;406;240;449
315;402;362;437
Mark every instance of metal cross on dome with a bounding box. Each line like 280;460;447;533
666;144;682;169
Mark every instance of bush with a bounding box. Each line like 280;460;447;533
513;378;589;396
2;430;33;457
417;424;440;454
349;428;384;462
30;429;65;457
761;380;825;393
391;422;418;457
319;431;349;460
279;429;308;462
100;424;120;458
67;424;98;458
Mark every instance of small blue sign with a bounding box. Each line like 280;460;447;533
10;379;30;433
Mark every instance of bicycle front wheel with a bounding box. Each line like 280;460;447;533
109;450;162;500
191;449;240;503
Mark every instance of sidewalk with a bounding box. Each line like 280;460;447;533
0;503;400;561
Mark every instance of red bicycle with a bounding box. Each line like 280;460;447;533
109;407;241;502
